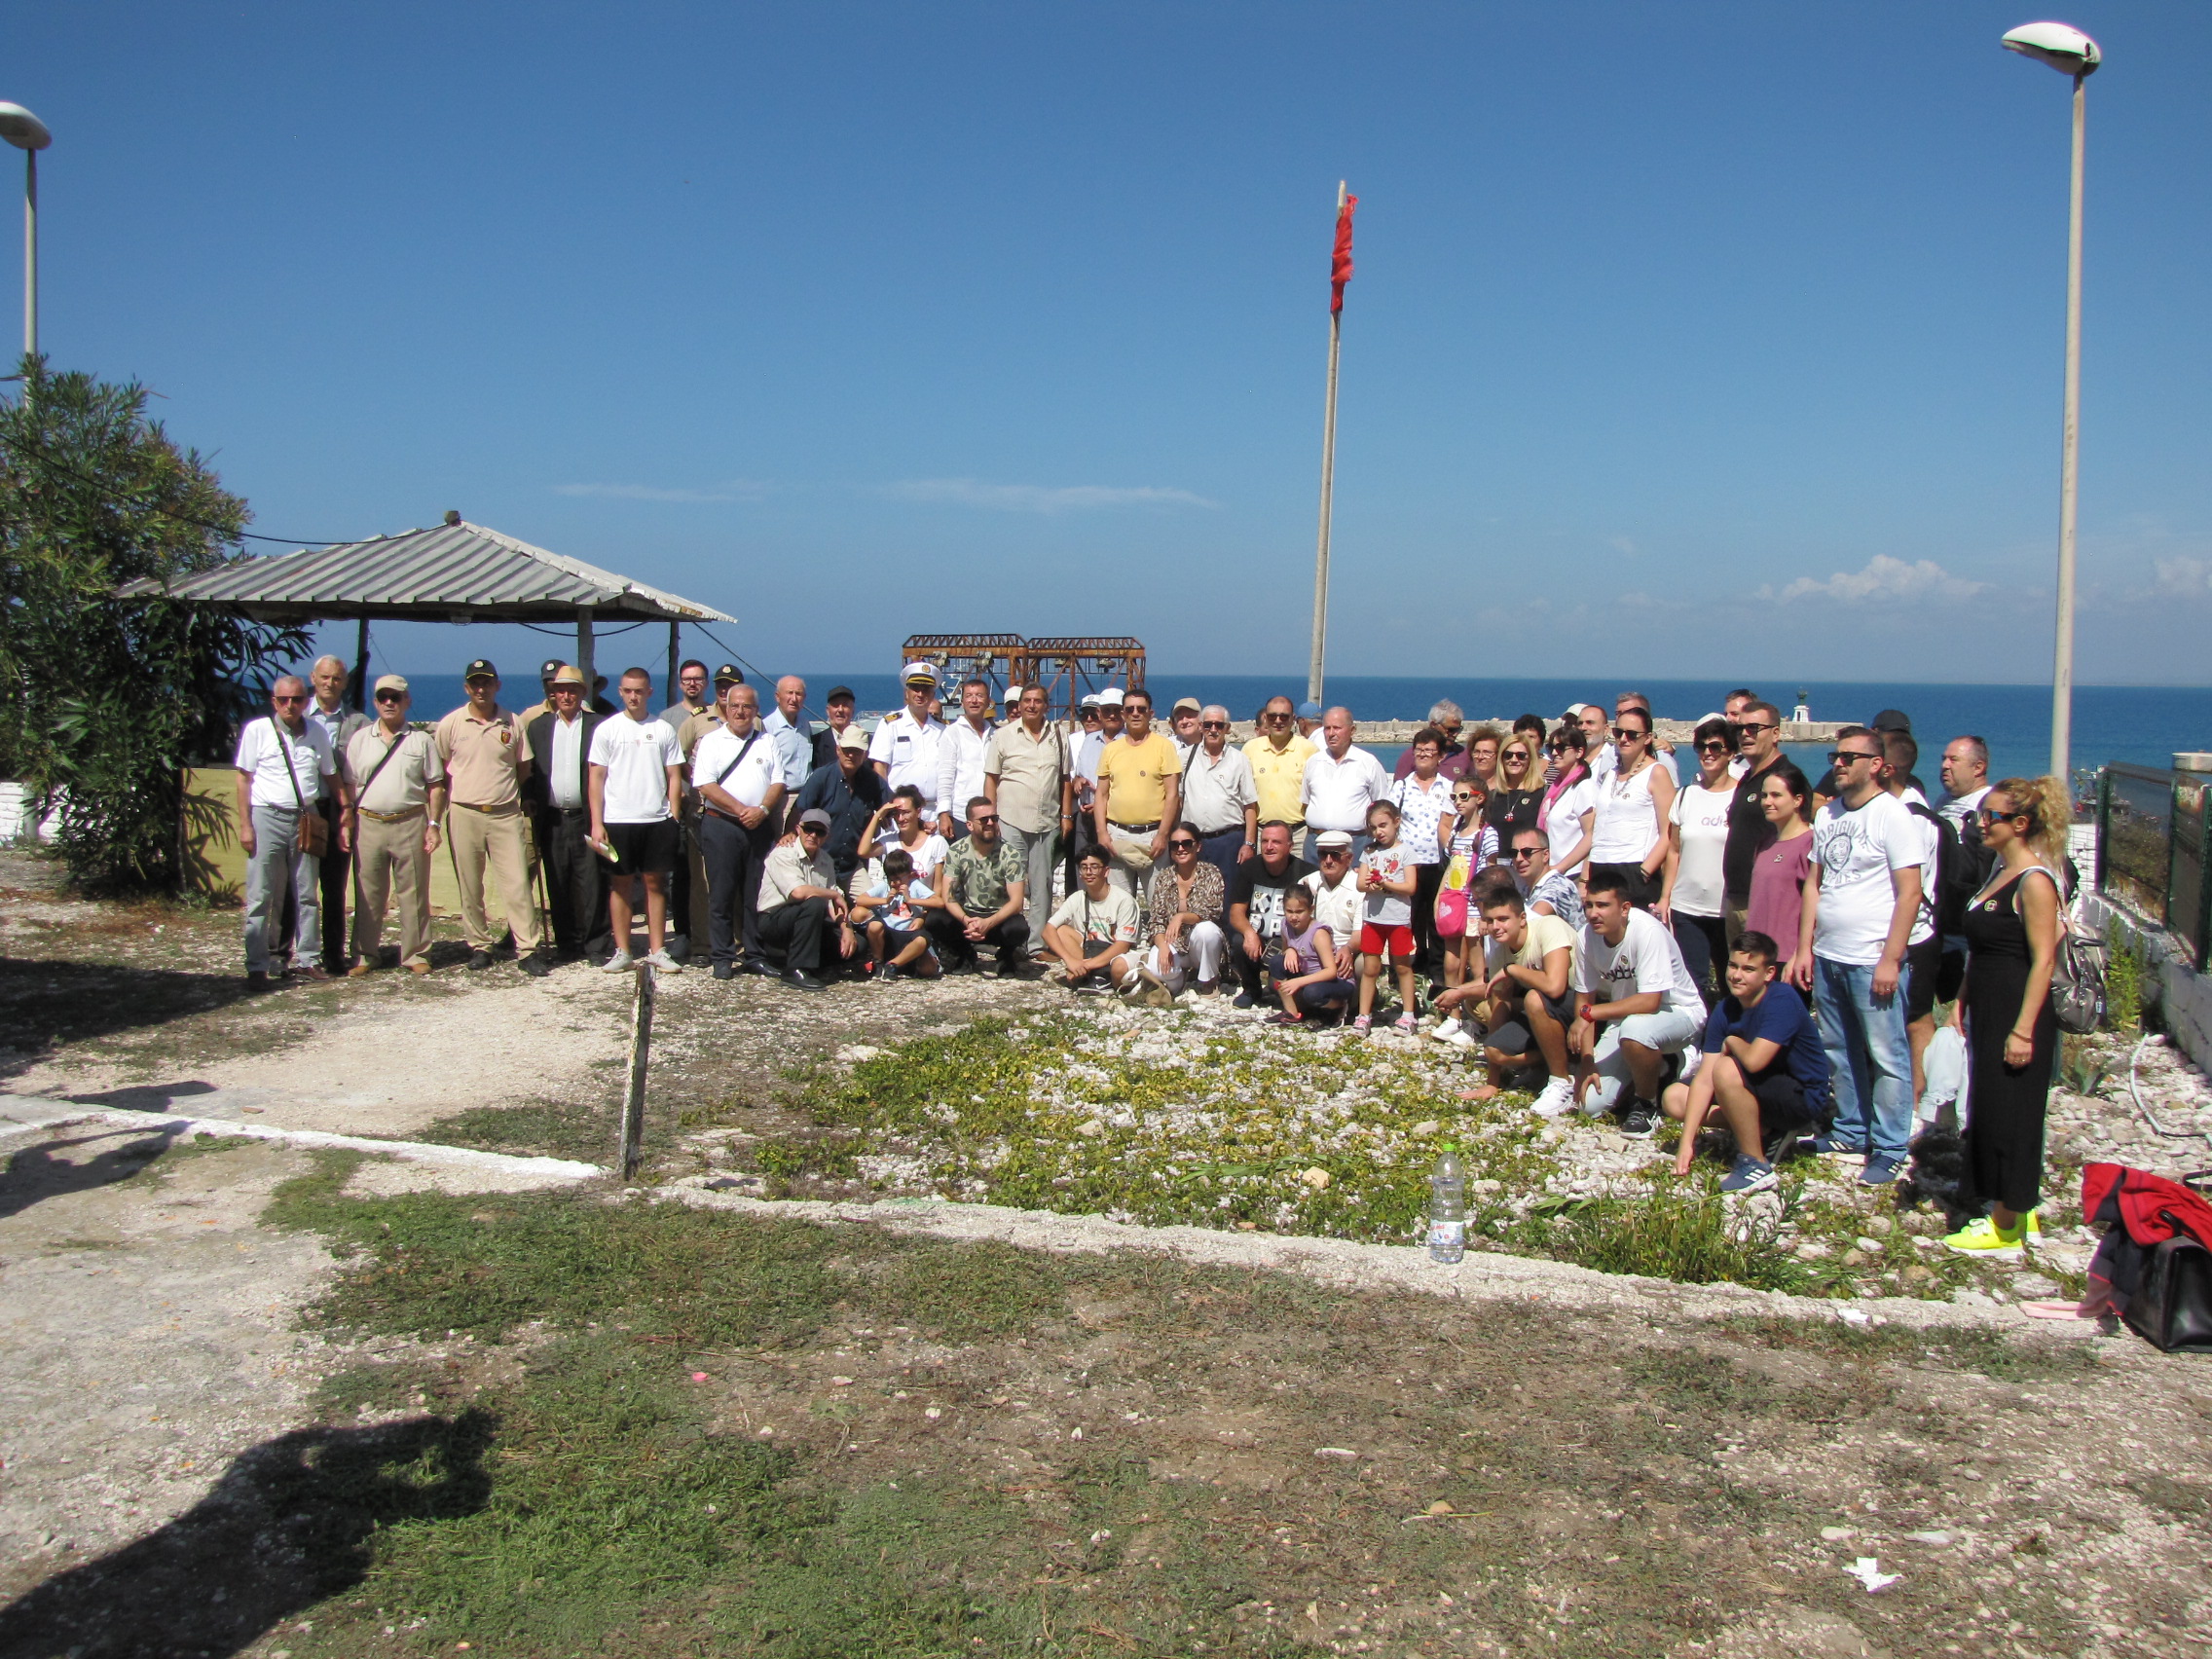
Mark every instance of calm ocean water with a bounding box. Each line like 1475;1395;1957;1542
374;672;2207;791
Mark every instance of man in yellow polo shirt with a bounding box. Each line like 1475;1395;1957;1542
1092;686;1180;912
1243;693;1316;842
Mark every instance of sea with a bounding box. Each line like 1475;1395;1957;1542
370;673;2209;792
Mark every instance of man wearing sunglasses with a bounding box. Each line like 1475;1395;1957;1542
929;796;1031;977
235;675;346;988
1721;699;1788;947
345;676;446;977
1796;726;1924;1185
1181;704;1260;888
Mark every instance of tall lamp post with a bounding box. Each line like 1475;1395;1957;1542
0;102;51;363
2001;22;2098;782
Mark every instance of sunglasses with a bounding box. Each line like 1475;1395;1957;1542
1828;750;1880;766
374;691;404;704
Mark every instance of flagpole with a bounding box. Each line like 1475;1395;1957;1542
1308;180;1347;710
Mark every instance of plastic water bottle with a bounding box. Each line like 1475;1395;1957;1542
1427;1143;1466;1264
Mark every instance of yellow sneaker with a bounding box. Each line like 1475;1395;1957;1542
1944;1216;2026;1258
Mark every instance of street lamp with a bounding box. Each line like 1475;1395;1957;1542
2001;23;2098;782
0;101;51;363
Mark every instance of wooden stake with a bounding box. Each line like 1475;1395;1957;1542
1308;180;1347;710
620;959;655;1177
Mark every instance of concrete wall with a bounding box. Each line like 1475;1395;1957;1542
2082;889;2212;1078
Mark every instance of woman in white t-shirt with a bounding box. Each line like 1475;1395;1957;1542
1657;717;1738;1000
1585;708;1673;908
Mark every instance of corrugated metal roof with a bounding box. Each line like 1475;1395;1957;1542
116;520;734;624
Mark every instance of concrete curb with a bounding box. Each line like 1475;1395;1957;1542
0;1096;603;1182
654;1179;2105;1339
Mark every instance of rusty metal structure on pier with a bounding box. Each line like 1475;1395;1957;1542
899;634;1145;722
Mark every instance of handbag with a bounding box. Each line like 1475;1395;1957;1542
273;719;329;858
2122;1235;2212;1353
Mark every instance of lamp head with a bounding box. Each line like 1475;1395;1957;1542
2002;21;2100;76
0;103;52;151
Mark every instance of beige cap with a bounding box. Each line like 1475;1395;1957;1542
372;673;410;695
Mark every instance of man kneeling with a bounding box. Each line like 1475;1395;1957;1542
1569;866;1708;1138
1664;930;1832;1193
1446;880;1577;1116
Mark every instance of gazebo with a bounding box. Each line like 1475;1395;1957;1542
118;513;735;706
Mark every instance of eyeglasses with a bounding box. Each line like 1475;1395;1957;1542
1168;838;1198;851
1736;721;1776;735
1510;846;1543;861
373;691;404;705
1199;719;1228;730
1828;750;1880;766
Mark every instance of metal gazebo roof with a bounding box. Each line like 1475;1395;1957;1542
116;518;734;626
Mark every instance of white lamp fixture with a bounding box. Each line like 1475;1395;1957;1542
0;102;50;363
2001;23;2098;781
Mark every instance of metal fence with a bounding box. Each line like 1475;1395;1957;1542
2096;761;2211;970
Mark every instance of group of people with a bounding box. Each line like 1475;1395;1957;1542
234;659;2067;1253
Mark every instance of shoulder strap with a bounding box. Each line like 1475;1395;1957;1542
713;729;762;788
271;719;312;812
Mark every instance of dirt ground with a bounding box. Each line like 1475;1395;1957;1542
4;849;2212;1657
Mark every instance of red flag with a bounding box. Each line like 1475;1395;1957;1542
1330;193;1358;314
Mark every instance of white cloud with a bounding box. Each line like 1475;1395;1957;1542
882;478;1218;514
2154;556;2212;597
1761;555;1987;605
553;480;769;503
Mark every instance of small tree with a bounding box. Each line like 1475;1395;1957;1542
0;358;309;890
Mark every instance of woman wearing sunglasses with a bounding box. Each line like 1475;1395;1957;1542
1388;727;1456;986
1585;708;1672;908
1657;717;1738;998
1944;776;2068;1257
1485;735;1544;852
1138;820;1227;1002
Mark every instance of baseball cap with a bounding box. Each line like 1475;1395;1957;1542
902;660;940;686
834;726;868;752
1096;686;1125;707
373;673;410;695
1315;830;1354;851
1298;700;1322;719
463;658;498;682
713;663;745;687
797;808;833;832
549;663;586;688
1170;696;1201;716
826;684;855;703
537;657;563;682
1870;708;1913;733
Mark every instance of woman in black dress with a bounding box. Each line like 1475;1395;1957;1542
1945;775;2066;1257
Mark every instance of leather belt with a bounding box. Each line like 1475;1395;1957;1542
1109;820;1161;834
358;806;424;823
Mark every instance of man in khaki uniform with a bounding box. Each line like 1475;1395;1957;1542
433;658;550;977
345;674;447;975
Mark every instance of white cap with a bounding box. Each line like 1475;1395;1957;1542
1096;686;1125;707
902;660;940;686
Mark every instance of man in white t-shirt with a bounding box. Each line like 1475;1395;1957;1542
589;668;685;973
1569;866;1706;1137
234;675;345;987
1796;726;1923;1186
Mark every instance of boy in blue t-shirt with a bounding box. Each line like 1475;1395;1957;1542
1662;930;1832;1194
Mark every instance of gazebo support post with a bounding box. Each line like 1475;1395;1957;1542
575;607;596;702
351;617;370;712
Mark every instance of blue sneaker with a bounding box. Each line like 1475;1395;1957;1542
1718;1155;1778;1195
1858;1154;1902;1186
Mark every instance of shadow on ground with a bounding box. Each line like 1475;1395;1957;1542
0;1415;494;1659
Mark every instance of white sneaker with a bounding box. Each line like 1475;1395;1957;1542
644;948;683;974
1530;1077;1576;1119
601;950;635;973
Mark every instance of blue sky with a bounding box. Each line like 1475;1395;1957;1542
12;2;2211;682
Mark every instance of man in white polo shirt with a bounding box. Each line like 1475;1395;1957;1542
870;661;947;820
1298;706;1388;864
588;667;685;973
